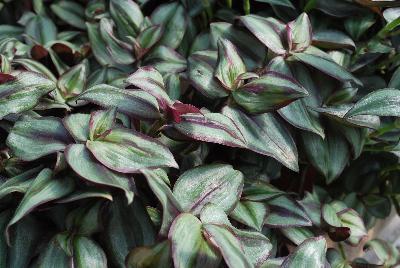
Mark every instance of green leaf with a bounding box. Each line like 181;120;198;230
173;164;243;215
334;124;366;159
239;15;286;55
33;0;46;16
143;46;187;74
255;0;294;8
63;113;90;142
48;47;69;75
84;1;105;19
7;216;43;268
0;25;24;40
242;181;286;201
337;208;367;246
268;56;324;137
280;100;325;137
99;18;135;65
287;13;312;52
109;0;143;38
230;200;267;231
0;54;10;73
7;168;74;233
50;0;85;30
73;236;107;268
311;0;364;17
126;240;172;268
383;7;400;23
0;210;10;268
222;106;298;171
362;194;391;218
235;231;272;266
173;112;247;148
389;141;400;158
202;224;252;268
73;84;161;120
345;89;400;117
66;201;104;236
344;14;375;40
125;66;172;110
312;105;380;129
86;128;178;173
232;71;309;114
280;227;314;245
0;71;56;119
151;2;187;49
25;15;57;45
86;67;125;88
89;108;116;141
142;169;182;236
265;196;312;227
57;189;113;203
389;66;400;88
326;248;352;268
135;25;163;53
313;30;355;49
103;197;156;267
201;204;272;266
169;213;220;268
298;192;322;227
190;32;210;54
56;60;88;100
86;22;116;66
215;38;246;90
364;239;399;267
292;51;362;85
7;115;73;161
281;236;327;267
187;50;229;98
326;83;358;106
36;233;71;268
322;203;342;227
259;258;285;268
210;22;266;70
13;58;57;81
64;144;134;203
301;131;350;184
0;166;42;200
164;73;181;101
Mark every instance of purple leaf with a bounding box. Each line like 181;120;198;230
65;144;134;203
265;196;312;227
89;108;117;141
287;13;312;52
232;71;309;114
7;116;73;161
215;38;246;90
239;15;286;55
125;66;172;111
86;127;178;173
281;236;327;267
173;112;247;148
172;164;243;215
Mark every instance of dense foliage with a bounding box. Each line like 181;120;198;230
0;0;400;267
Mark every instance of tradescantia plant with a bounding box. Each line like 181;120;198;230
1;0;400;267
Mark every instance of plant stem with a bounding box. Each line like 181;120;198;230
338;242;347;260
243;0;250;15
147;119;165;137
202;0;213;20
299;166;308;195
